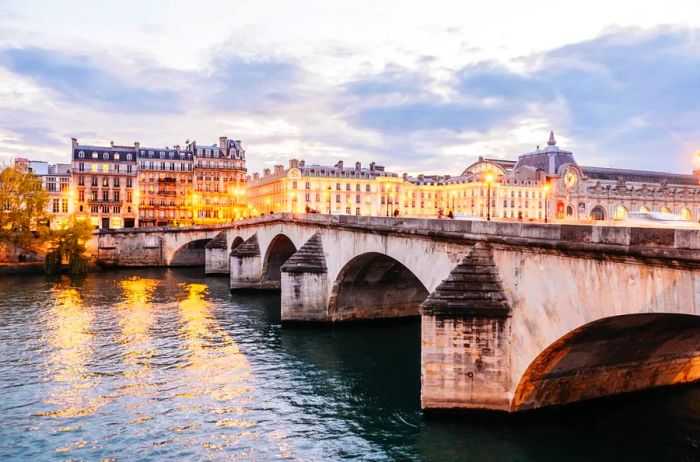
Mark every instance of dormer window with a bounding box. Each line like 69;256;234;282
92;152;98;159
78;151;85;158
126;154;132;161
114;153;120;160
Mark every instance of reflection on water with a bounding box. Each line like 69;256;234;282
0;268;697;461
42;285;104;420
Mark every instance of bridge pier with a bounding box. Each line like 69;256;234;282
205;232;229;274
420;243;513;412
230;234;267;290
280;234;329;322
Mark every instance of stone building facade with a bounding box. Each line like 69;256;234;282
247;132;700;222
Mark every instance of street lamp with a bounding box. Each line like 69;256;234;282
384;182;390;217
327;186;332;214
451;191;456;213
543;182;550;223
485;171;494;221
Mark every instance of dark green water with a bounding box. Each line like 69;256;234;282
0;268;697;461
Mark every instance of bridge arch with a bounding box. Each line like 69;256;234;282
328;252;430;321
262;234;297;286
170;238;211;266
231;236;244;251
512;313;700;411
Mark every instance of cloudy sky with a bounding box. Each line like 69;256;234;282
1;0;699;175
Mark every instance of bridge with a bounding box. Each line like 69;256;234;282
93;214;700;413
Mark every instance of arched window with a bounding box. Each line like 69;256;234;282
681;208;692;221
661;207;672;214
78;151;85;158
590;205;606;221
566;205;574;217
126;154;132;161
103;152;109;160
639;206;650;213
614;205;628;221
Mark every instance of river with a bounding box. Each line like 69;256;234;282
0;268;697;461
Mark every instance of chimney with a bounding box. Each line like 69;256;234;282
418;174;424;182
263;168;271;177
402;172;408;181
274;164;284;175
335;160;344;170
289;159;299;168
71;137;78;148
134;141;140;150
219;136;228;149
174;144;180;153
370;162;376;171
253;172;260;180
299;160;305;167
110;141;115;148
355;161;361;171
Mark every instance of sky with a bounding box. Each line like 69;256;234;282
1;0;699;176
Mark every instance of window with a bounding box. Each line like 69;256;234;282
114;153;120;160
126;154;132;161
92;152;98;159
335;194;340;203
61;200;68;213
103;191;109;202
356;195;360;203
103;153;109;160
52;199;60;213
102;177;109;187
365;185;370;192
91;177;98;187
78;190;84;201
336;183;340;190
126;178;132;187
345;183;350;191
305;182;310;189
114;191;120;202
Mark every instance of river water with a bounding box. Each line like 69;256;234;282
0;268;697;461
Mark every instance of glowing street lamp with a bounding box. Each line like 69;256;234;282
543;182;550;223
327;186;332;214
485;171;494;221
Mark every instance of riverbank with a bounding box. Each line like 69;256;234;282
0;261;44;275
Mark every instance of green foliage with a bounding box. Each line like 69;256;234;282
0;165;50;248
44;219;93;275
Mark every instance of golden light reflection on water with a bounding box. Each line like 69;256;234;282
42;283;104;419
176;282;261;454
117;277;159;394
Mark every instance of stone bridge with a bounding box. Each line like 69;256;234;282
94;214;700;413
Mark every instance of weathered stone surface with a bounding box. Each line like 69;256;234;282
231;233;260;258
421;243;512;318
281;233;327;274
205;231;227;250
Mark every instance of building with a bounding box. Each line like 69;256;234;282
70;139;139;229
246;159;401;216
137;145;194;227
187;137;248;223
248;132;700;223
42;163;72;228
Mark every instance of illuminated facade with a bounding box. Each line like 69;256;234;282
248;132;700;222
247;160;401;216
188;137;247;223
137;145;194;227
70;139;139;229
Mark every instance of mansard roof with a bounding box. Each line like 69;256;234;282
580;166;699;186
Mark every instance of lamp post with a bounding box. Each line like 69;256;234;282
327;186;332;214
485;171;494;221
384;183;390;217
543;182;550;223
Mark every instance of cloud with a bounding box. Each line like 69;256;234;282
341;27;700;171
0;47;180;112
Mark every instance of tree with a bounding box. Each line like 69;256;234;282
0;164;49;248
45;219;93;275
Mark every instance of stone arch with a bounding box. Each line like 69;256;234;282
590;205;606;220
661;206;673;214
639;205;650;213
328;252;430;321
170;238;211;266
680;207;692;221
512;313;700;411
231;236;244;250
262;234;297;286
614;205;628;220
